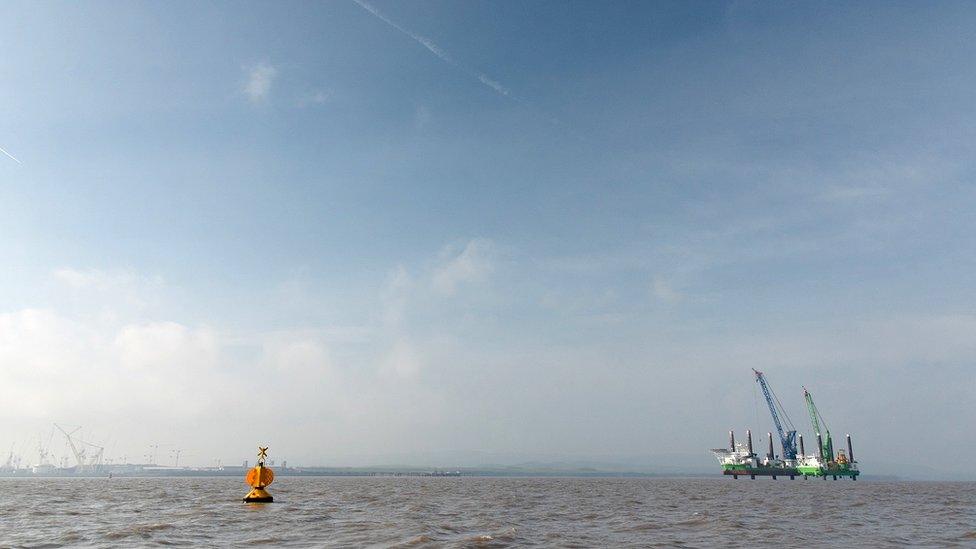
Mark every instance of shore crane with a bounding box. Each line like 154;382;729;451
54;424;87;472
752;369;798;460
54;423;104;473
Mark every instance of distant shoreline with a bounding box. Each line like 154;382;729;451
0;469;908;481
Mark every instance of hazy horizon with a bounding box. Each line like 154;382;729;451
2;1;975;480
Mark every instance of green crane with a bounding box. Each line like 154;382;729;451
802;387;834;461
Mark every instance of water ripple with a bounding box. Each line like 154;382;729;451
0;477;973;547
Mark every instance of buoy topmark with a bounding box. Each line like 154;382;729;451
243;446;274;503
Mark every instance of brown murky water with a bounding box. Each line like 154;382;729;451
1;477;973;547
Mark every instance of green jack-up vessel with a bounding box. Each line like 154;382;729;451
710;371;859;480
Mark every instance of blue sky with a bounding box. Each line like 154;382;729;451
1;1;974;476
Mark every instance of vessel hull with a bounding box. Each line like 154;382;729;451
722;467;797;477
796;465;858;478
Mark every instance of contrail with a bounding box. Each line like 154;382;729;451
352;0;516;100
0;146;21;164
351;0;585;140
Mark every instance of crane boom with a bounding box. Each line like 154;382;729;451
752;369;797;460
803;387;834;460
54;423;87;472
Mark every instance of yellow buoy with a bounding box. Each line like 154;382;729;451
243;446;275;503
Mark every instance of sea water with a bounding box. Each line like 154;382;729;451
1;476;973;547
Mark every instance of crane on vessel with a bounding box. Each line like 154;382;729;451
752;369;798;460
803;387;834;461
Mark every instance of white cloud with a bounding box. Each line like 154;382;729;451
0;305;371;454
114;321;218;372
7;257;488;463
53;267;165;312
381;264;412;326
383;337;421;378
0;310;222;420
9;249;976;474
244;62;277;102
261;329;332;374
372;239;499;380
431;238;496;296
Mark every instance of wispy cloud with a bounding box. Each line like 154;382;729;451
351;0;515;100
651;277;682;303
244;62;277;102
0;145;21;164
820;185;890;202
53;267;163;291
297;90;330;107
431;238;496;296
414;104;431;129
53;267;166;311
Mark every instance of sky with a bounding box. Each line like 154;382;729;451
1;1;975;477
